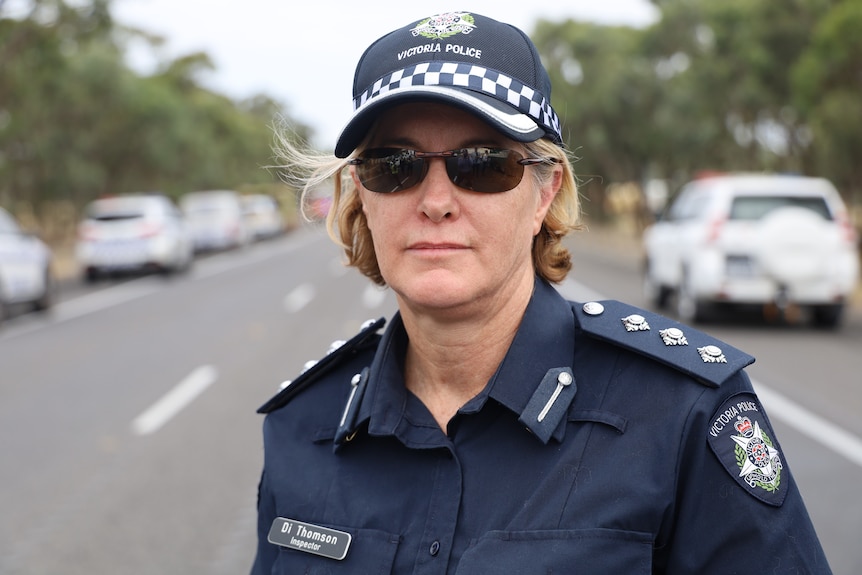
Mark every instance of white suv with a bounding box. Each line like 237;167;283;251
642;173;859;328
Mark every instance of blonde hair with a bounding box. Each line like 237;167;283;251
274;124;581;286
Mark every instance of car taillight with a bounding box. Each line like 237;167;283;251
706;217;726;244
836;213;858;245
139;222;163;238
78;222;99;241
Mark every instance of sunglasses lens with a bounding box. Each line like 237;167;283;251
354;148;528;193
355;149;424;193
446;148;524;193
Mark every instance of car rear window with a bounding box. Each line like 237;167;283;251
91;213;144;222
184;202;231;214
728;195;832;221
87;198;154;221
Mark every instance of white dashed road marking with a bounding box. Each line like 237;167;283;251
362;284;387;308
283;283;316;313
132;365;218;435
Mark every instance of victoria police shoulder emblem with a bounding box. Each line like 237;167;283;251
707;392;786;506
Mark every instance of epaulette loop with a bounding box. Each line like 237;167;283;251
256;317;385;414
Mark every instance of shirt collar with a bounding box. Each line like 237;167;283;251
355;278;576;443
483;278;576;417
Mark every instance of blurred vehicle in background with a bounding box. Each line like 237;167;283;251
76;194;194;282
180;190;250;252
0;207;53;322
241;194;286;240
309;196;332;221
642;173;859;328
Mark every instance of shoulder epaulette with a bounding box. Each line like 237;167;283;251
256;317;386;414
572;300;754;388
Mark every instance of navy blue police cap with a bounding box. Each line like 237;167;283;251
334;11;563;158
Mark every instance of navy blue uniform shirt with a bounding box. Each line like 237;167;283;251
252;278;831;574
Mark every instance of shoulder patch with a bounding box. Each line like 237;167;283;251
707;392;787;506
256;317;386;414
573;300;754;388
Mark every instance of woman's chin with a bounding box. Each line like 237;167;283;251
392;274;482;314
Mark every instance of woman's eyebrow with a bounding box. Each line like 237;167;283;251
367;136;418;149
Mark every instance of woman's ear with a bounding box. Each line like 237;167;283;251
533;167;562;236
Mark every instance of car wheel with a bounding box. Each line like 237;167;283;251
32;268;53;311
642;259;671;309
84;267;100;284
811;303;844;329
676;270;708;323
179;248;194;273
169;247;193;275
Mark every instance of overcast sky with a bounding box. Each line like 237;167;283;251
109;0;658;149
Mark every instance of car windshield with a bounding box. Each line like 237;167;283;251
729;195;832;221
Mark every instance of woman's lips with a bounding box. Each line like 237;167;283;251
407;241;471;255
409;242;465;250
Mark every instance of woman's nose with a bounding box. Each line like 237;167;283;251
417;158;459;222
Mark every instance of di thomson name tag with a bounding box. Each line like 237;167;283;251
267;517;352;560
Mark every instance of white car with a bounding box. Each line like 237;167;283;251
0;207;53;321
181;190;251;252
76;194;194;282
242;194;286;240
642;173;860;327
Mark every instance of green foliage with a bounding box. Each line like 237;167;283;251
532;21;661;218
0;0;309;233
1;0;860;231
533;0;860;221
792;0;862;192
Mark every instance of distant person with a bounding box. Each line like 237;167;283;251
251;11;832;574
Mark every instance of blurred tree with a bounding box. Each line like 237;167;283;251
531;0;862;223
0;0;113;207
533;20;661;220
792;0;862;195
0;0;309;232
641;0;833;179
3;0;860;231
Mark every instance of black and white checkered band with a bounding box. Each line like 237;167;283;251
354;61;562;142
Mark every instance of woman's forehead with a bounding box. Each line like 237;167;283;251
370;102;516;147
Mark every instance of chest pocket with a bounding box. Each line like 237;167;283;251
272;526;400;575
455;528;652;574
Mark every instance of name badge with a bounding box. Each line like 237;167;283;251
267;517;352;560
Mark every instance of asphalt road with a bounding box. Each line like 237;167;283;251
1;225;859;574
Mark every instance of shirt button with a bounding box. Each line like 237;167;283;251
429;540;440;556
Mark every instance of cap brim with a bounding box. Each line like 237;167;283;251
334;85;545;158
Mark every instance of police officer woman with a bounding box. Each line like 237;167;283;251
252;11;831;574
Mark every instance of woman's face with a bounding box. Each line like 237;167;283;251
354;102;559;317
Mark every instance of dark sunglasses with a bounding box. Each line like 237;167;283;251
348;147;558;194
